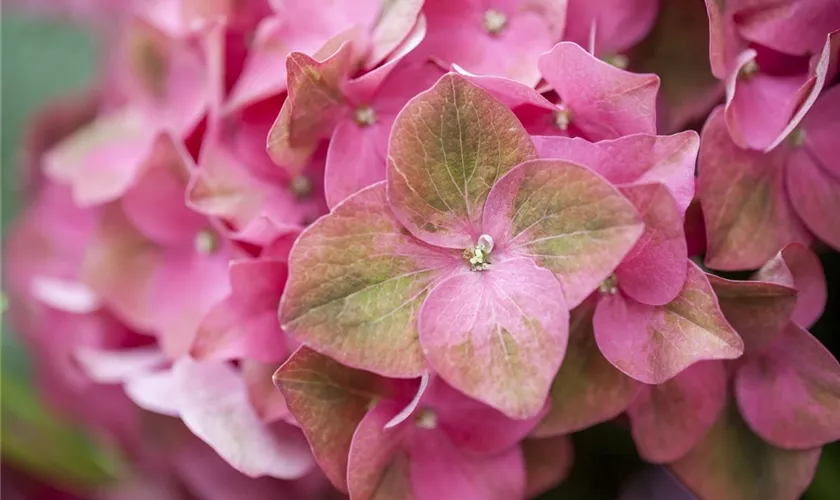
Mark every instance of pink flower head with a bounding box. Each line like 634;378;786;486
701;84;840;270
228;0;425;110
279;73;646;419
275;347;541;499
418;0;566;85
706;0;838;151
459;42;660;141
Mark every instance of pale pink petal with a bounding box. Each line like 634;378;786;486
123;368;181;417
75;347;167;384
242;359;290;424
594;261;743;384
628;361;727;463
801;82;840;179
172;358;315;479
419;257;568;419
410;428;526;500
736;323;840;449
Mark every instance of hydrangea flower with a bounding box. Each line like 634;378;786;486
279;73;645;419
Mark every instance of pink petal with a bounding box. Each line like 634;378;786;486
564;0;658;55
735;323;840;449
280;183;459;378
274;347;394;492
594;260;744;384
172;358;315;479
615;184;688;306
725;36;834;152
735;0;840;56
670;400;822;500
123;368;182;417
387;73;536;249
44;108;154;206
82;206;159;332
699;107;811;271
191;259;289;363
534;300;640;437
786;146;840;253
347;399;414;500
532;132;699;213
420;0;554;86
324;119;390;209
121;135;205;246
75;346;167;384
482;159;643;307
535;134;697;213
523;436;574;498
754;243;827;329
419;257;567;419
242;359;290;424
628;361;727;463
151;247;231;358
801;82;840;179
423;378;543;455
409;428;526;500
539;42;660;140
707;274;797;356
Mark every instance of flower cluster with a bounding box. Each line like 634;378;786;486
5;0;840;499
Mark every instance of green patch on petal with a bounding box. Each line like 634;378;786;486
535;301;639;436
280;183;456;378
274;347;392;492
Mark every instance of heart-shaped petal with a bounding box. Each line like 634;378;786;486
387;73;537;248
418;257;568;419
594;260;744;384
735;323;840;449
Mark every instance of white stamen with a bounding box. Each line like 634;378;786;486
354;106;377;127
416;409;438;429
195;229;219;255
483;9;507;35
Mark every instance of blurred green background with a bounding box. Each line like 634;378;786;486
1;12;838;500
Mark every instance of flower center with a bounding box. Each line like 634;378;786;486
738;59;759;81
553;107;571;130
599;274;618;295
354;105;376;127
416;409;438;429
194;228;220;255
291;175;312;198
786;127;806;148
482;9;507;36
463;234;494;271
